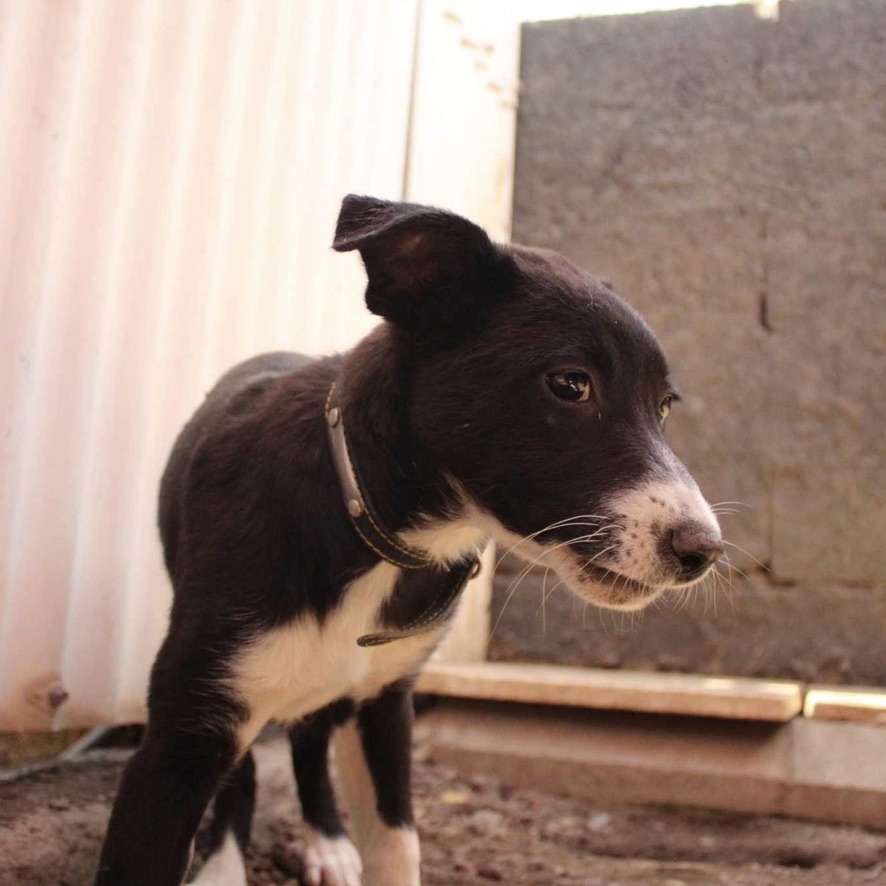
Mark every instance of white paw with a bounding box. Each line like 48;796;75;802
190;832;248;886
361;827;420;886
302;827;363;886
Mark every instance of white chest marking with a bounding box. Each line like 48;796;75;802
227;562;444;751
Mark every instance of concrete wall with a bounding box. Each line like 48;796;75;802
496;0;886;683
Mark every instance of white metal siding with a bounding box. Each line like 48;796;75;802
0;0;419;729
0;0;519;730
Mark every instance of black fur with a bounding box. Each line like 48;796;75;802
289;700;355;837
355;682;416;829
208;752;256;854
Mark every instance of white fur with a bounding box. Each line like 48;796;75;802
227;554;465;752
333;720;421;886
401;513;487;563
360;827;420;886
190;832;247;886
301;827;363;886
604;477;720;586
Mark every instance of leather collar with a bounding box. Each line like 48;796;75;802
325;382;432;570
324;381;483;647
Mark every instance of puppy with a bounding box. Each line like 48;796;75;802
94;195;722;886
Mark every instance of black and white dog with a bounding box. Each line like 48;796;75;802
94;195;722;886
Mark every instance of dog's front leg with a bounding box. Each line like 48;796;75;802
290;705;363;886
95;628;246;886
334;683;420;886
94;724;238;886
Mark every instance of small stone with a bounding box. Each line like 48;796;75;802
469;773;490;791
587;812;612;831
468;809;503;835
477;863;504;881
439;789;470;805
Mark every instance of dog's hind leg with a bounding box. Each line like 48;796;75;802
289;702;362;886
333;683;420;886
190;750;256;886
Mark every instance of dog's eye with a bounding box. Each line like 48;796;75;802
659;395;674;424
546;371;592;403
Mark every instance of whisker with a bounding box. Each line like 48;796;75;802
542;575;562;606
715;566;734;611
717;567;738;613
491;560;539;637
579;543;620;568
675;584;694;613
492;514;616;570
722;539;769;572
540;567;549;635
717;555;750;582
513;529;617;575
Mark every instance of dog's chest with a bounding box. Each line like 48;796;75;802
228;562;443;748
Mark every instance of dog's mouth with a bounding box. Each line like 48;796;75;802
577;558;716;609
573;560;664;610
525;534;665;611
541;520;719;611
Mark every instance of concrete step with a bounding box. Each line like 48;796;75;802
415;699;886;829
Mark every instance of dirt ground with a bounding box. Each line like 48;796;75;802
1;727;885;886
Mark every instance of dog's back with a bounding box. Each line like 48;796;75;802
158;352;314;576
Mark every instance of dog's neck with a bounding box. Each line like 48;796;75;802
326;381;432;569
335;326;461;561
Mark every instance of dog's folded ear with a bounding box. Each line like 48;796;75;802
332;194;505;328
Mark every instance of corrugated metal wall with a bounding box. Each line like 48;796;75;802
0;0;421;730
0;0;519;731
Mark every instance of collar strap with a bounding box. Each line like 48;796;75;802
325;382;432;570
356;555;481;647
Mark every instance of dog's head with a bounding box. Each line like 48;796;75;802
334;195;722;611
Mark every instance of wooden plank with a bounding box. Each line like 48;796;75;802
803;686;886;725
416;661;803;722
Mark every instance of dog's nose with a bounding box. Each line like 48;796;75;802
670;521;723;581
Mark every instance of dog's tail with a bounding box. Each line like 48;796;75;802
190;751;256;886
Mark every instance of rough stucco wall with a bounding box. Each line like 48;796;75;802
496;0;886;683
